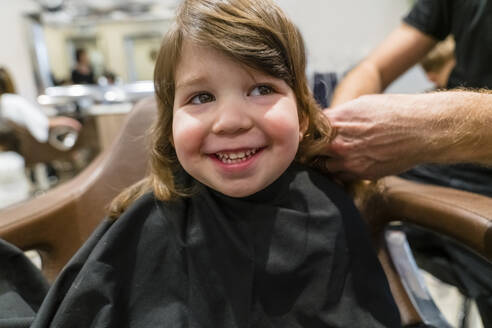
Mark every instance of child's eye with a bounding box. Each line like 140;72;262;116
190;92;215;104
250;85;274;96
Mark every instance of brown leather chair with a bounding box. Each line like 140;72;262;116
0;97;156;281
0;97;491;327
375;178;492;326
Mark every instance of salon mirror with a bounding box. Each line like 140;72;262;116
25;0;178;103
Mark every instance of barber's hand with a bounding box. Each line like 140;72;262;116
322;94;431;180
48;116;82;132
48;116;82;151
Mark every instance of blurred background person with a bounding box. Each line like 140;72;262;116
1;67;52;146
71;48;95;84
0;67;81;207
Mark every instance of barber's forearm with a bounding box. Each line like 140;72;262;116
430;91;492;166
330;60;383;106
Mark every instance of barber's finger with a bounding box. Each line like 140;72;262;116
322;107;334;115
323;103;348;119
319;145;339;158
323;111;340;127
323;137;351;158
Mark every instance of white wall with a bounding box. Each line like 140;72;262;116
0;0;39;101
276;0;431;93
277;0;411;74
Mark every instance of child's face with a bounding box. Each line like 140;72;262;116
172;40;301;197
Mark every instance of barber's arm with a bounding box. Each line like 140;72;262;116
331;24;436;106
323;91;492;180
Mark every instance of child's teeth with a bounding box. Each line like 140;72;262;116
216;148;258;163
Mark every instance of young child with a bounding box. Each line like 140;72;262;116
31;0;401;326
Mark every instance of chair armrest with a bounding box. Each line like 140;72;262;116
376;176;492;327
380;176;492;261
0;155;106;281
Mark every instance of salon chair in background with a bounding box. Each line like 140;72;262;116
0;97;155;281
6;116;99;195
10;117;98;168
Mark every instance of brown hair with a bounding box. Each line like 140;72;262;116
0;67;16;96
109;0;334;218
0;67;20;152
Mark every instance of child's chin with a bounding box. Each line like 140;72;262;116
201;178;272;198
217;187;259;198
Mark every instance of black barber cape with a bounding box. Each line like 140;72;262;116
27;164;400;327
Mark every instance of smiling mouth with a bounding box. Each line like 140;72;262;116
215;148;259;164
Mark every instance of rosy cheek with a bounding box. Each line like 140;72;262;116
264;103;300;143
172;113;206;160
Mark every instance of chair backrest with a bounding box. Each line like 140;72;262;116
0;97;157;281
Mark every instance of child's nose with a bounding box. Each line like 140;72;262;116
211;97;253;135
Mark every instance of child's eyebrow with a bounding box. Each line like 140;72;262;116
175;76;209;90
